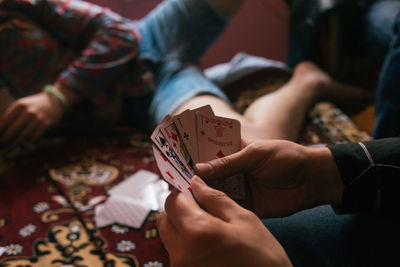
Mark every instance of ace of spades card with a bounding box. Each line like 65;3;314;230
151;105;245;200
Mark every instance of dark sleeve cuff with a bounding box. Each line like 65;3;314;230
328;142;371;185
328;138;400;214
328;138;400;185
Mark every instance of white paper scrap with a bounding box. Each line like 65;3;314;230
0;247;6;257
95;169;170;229
95;196;150;229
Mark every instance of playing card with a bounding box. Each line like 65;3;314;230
108;169;159;197
196;110;241;162
173;105;214;163
160;119;195;175
151;126;193;182
95;170;169;229
108;170;169;211
195;110;245;199
152;144;194;200
0;87;14;114
0;247;6;257
160;114;172;123
151;105;245;200
206;174;246;200
95;195;151;229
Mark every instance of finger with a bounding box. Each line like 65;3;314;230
157;211;179;250
241;138;251;149
163;189;207;230
15;119;39;143
0;108;29;143
0;103;21;134
0;105;15;132
195;145;256;179
191;176;243;222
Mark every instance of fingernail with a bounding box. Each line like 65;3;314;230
195;163;213;176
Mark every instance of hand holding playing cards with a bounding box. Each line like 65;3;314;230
0;91;64;144
195;140;344;218
157;176;293;267
151;105;245;200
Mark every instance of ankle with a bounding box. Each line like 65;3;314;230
294;62;331;89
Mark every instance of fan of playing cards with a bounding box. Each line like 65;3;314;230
151;105;245;200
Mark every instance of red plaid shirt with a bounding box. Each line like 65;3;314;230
0;0;155;105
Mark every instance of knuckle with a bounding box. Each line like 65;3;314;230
207;186;228;200
27;106;35;113
246;142;264;155
217;157;230;172
183;216;213;243
15;99;25;105
26;107;38;118
237;208;258;221
185;225;203;242
221;157;229;170
16;102;28;112
245;142;272;163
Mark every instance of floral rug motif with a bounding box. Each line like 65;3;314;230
0;133;167;267
0;72;371;266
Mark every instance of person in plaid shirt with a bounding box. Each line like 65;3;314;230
0;0;371;148
0;0;149;142
0;0;244;144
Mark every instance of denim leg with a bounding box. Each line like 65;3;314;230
134;0;230;129
148;65;229;129
135;0;228;80
262;205;400;267
371;2;400;138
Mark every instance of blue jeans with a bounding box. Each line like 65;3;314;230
366;0;400;138
262;205;400;266
132;0;230;130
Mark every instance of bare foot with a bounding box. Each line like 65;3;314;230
289;61;332;98
290;61;375;114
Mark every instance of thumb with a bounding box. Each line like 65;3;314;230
191;176;242;222
195;147;254;179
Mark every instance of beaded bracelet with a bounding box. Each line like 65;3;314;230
43;85;69;109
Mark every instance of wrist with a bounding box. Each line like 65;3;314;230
304;146;344;207
55;83;81;105
43;85;69;110
43;84;82;111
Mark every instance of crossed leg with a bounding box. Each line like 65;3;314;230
174;62;374;141
144;0;373;141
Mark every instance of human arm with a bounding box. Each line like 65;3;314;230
157;176;293;267
328;138;400;213
0;0;139;100
0;83;80;144
196;139;344;217
195;138;400;216
0;0;138;143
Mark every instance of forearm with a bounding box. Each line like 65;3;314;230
42;83;82;113
1;0;138;99
303;146;345;208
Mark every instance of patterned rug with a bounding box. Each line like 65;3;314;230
0;70;371;266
